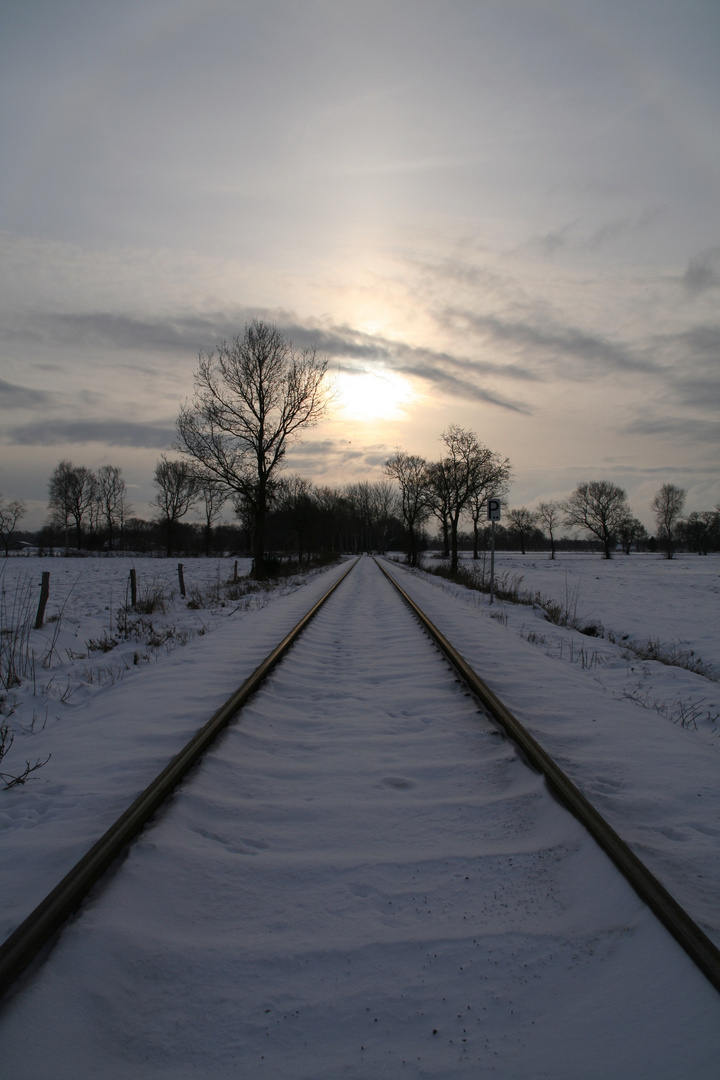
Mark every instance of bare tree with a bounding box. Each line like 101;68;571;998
96;464;129;551
384;451;431;566
618;517;647;555
177;320;330;577
651;483;686;559
344;481;396;553
430;426;511;574
506;506;537;556
426;461;451;560
276;474;316;562
153;456;198;557
196;476;231;555
536;500;562;560
466;450;513;559
0;495;26;556
47;460;97;550
563;480;631;559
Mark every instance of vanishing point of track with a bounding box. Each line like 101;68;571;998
1;554;719;1004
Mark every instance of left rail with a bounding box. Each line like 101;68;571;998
0;557;359;1002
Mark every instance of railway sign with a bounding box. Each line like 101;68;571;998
487;498;502;521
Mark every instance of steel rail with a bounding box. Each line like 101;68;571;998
0;557;359;1002
374;557;720;994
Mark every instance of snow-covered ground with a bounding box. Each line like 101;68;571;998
0;552;718;1077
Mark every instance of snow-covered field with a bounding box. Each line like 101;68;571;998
0;551;718;1077
449;549;720;740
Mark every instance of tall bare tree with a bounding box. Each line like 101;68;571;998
506;507;537;556
47;460;96;550
651;483;686;559
153;456;198;557
0;495;26;556
384;451;431;566
563;480;631;559
537;500;562;560
177;320;329;577
466;449;512;560
276;474;316;562
96;464;129;551
430;426;512;574
196;476;231;555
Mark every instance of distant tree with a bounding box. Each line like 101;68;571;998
384;451;431;567
313;486;347;555
96;464;129;551
651;483;686;559
47;460;97;550
466;450;512;560
276;474;317;561
536;500;562;560
177;320;330;577
195;476;231;555
344;481;397;553
426;461;451;559
0;495;26;556
678;508;720;556
370;480;399;555
430;426;506;574
152;456;198;557
618;517;647;555
506;507;537;556
562;480;631;559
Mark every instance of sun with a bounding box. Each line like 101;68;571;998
336;369;415;422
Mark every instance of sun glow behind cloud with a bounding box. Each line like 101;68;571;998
336;369;416;422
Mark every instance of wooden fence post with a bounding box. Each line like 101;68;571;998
35;572;50;629
177;563;185;598
129;568;137;608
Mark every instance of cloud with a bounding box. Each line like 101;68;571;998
278;322;538;413
443;308;647;377
286;437;394;480
515;209;662;259
0;378;53;409
7;307;539;414
620;415;720;445
4;419;176;448
683;249;720;295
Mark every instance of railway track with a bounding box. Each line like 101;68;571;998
0;554;718;1075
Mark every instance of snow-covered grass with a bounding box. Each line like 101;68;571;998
0;555;324;783
420;551;720;743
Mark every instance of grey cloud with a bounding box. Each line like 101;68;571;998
286;437;393;480
282;323;537;413
619;415;720;444
10;306;537;414
671;324;720;359
5;419;176;448
683;249;720;295
444;308;647;377
31;311;250;354
0;378;54;409
514;209;661;259
522;223;577;257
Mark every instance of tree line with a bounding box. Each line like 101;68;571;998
2;322;719;565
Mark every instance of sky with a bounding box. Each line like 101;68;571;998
1;0;718;532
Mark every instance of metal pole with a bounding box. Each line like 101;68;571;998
490;520;495;604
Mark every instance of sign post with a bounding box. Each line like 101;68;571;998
487;499;502;604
